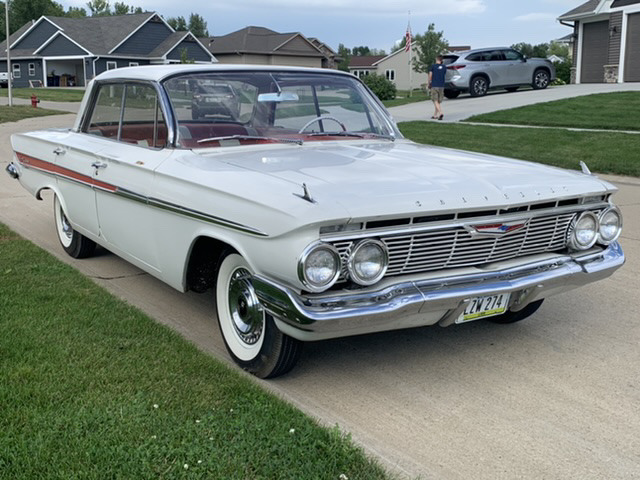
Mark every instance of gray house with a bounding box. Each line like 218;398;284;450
559;0;640;83
0;12;215;88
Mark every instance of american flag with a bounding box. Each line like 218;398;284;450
405;24;412;52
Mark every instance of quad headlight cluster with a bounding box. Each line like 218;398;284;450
568;207;622;251
299;239;389;292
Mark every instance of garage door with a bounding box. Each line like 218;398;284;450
624;13;640;81
581;21;609;83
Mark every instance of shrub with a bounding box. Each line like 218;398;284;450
362;74;397;101
554;59;572;84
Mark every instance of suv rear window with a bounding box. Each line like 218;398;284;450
442;55;458;65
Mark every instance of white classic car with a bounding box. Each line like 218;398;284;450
7;65;624;378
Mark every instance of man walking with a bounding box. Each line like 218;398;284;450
428;55;447;120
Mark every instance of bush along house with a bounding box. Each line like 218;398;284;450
0;12;215;88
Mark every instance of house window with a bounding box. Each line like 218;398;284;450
106;61;118;70
28;63;36;76
129;62;139;67
12;63;21;79
385;69;395;81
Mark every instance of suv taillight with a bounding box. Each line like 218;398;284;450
447;65;466;70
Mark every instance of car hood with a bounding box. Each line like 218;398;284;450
189;139;615;221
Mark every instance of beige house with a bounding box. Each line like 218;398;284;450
202;26;337;68
348;44;470;91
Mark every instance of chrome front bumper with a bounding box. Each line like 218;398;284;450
254;243;625;341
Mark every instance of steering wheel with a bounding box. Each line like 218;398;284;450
298;115;347;134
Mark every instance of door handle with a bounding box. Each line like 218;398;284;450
53;147;66;155
91;161;108;169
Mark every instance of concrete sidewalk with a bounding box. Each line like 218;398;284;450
388;82;640;123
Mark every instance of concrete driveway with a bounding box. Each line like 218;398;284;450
2;114;640;479
389;82;640;123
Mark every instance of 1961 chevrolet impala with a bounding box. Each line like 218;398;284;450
7;65;624;378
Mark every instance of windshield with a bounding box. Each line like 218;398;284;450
162;71;399;148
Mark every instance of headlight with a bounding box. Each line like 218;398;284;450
299;243;341;292
598;207;622;244
568;211;598;250
347;239;388;286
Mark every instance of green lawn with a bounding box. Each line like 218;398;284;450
383;91;429;108
467;92;640;131
399;121;640;177
0;223;390;479
0;87;85;102
0;105;67;122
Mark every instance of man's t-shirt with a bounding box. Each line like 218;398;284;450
430;63;447;88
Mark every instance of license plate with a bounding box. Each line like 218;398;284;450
456;293;510;324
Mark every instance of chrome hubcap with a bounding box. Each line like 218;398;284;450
475;79;487;95
59;208;73;239
536;73;548;87
228;268;264;345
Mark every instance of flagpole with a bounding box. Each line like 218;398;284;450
407;11;412;97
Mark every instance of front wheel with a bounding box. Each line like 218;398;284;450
444;89;461;99
215;252;301;378
53;195;96;259
532;70;550;90
469;76;489;97
486;299;544;324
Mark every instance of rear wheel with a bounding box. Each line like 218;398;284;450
53;195;96;259
532;69;550;90
486;299;544;324
444;89;461;99
469;76;489;97
215;251;301;378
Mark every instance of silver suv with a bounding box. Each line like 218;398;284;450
443;47;556;99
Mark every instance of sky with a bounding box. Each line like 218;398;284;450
57;0;583;53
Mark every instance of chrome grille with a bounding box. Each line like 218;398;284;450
334;213;575;280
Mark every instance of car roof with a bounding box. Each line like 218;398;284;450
446;47;515;56
95;64;355;83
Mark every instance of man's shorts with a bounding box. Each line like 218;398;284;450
431;87;444;103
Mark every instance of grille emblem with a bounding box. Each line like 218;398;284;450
467;219;529;237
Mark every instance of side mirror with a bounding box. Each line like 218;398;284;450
522;56;528;63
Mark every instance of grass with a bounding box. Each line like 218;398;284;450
0;105;67;122
0;223;390;479
383;91;429;108
0;87;85;102
399;121;640;177
467;92;640;131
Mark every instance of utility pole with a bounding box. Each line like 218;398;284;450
5;0;12;106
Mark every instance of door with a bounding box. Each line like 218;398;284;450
581;21;609;83
502;49;531;85
92;83;171;271
624;13;640;82
483;50;508;86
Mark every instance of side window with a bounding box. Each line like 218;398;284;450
466;52;484;62
28;63;36;76
86;84;125;140
12;63;21;79
504;50;523;61
106;61;117;70
488;50;505;61
120;84;167;148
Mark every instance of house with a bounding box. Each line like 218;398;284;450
558;0;640;83
348;45;471;91
0;12;215;88
201;27;337;68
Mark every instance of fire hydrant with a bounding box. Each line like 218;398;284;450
31;94;40;108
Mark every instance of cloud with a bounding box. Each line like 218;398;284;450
514;13;557;22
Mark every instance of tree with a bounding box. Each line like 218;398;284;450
352;46;370;56
511;42;553;59
113;2;130;15
413;23;449;73
167;16;187;31
188;13;208;37
87;0;110;16
336;43;351;72
66;6;88;17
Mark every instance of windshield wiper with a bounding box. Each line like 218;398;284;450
197;135;303;146
305;132;395;141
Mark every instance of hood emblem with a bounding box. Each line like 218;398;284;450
466;219;529;237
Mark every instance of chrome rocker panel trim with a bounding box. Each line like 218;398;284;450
253;242;625;341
